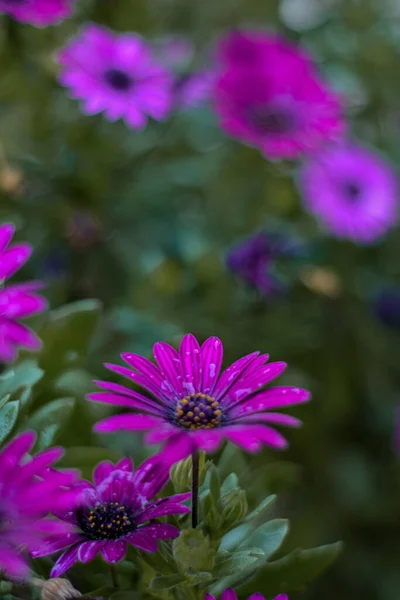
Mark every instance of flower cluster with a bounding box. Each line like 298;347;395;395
0;0;76;26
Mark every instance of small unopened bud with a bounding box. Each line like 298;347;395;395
170;452;210;492
221;489;248;526
31;578;82;600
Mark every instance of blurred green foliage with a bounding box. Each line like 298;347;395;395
1;0;400;599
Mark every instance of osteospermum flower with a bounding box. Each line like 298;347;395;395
58;24;173;129
215;30;344;160
32;457;190;576
0;223;48;362
299;143;398;244
205;589;288;600
0;0;75;26
0;432;79;580
87;334;310;464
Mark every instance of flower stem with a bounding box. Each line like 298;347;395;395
110;565;119;588
191;450;200;528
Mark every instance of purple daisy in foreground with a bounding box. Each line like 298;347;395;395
0;0;75;26
32;457;190;576
205;588;288;600
58;24;173;129
215;30;344;160
88;334;310;464
0;432;79;580
0;223;48;362
299;143;398;244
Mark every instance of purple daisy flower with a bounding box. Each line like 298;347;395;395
87;334;310;464
32;457;190;577
0;0;75;26
215;30;344;160
0;223;48;362
205;588;288;600
0;432;79;580
58;24;174;129
299;143;398;244
226;231;290;296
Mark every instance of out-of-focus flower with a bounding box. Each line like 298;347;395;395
58;24;173;129
299;143;398;243
226;231;298;297
214;30;344;160
205;588;288;600
66;211;103;252
174;70;217;109
87;334;310;464
0;0;76;26
0;164;24;197
395;407;400;455
373;287;400;328
0;223;48;362
0;432;79;580
32;457;190;577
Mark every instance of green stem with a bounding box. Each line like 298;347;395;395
110;564;119;588
191;451;200;528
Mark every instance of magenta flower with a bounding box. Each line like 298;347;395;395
87;334;310;464
215;30;344;160
299;143;398;244
205;589;288;600
58;24;173;129
0;223;48;362
0;0;75;26
32;457;190;576
0;432;79;580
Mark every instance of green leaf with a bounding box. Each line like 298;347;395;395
150;574;187;590
239;519;290;559
214;549;264;576
81;588;115;599
110;592;141;600
0;400;19;444
38;299;102;380
24;398;75;450
240;542;344;596
0;394;11;411
0;360;43;398
173;529;215;572
245;495;277;522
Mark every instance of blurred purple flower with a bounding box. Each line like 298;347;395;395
205;589;288;600
0;223;48;362
32;457;190;576
226;231;292;296
58;24;174;129
87;334;310;464
215;30;344;159
299;143;398;244
174;70;217;109
373;287;400;328
0;432;79;580
0;0;75;26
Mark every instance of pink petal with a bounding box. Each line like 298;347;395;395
224;424;288;452
236;387;311;416
191;429;224;453
213;352;260;400
50;544;80;578
179;333;202;395
101;540;127;563
94;413;162;433
0;224;15;253
88;388;163;415
0;320;42;351
31;534;83;558
248;594;266;600
93;460;116;485
153;341;184;396
158;432;194;465
116;457;133;472
237;413;302;427
0;547;29;580
121;352;175;401
226;362;287;408
221;589;238;600
126;530;158;552
200;336;223;395
0;243;32;280
145;424;177;444
77;540;104;563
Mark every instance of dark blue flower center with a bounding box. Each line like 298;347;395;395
343;181;362;203
104;69;132;91
249;104;295;135
78;502;135;540
175;393;223;430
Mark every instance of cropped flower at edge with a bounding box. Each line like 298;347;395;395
0;431;80;580
214;30;344;160
0;0;76;26
299;142;398;244
32;457;190;577
205;588;288;600
87;334;311;464
58;24;174;129
0;223;48;362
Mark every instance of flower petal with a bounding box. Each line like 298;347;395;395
104;362;171;407
153;341;184;397
226;361;287;408
158;432;194;465
50;543;81;578
221;589;238;600
213;352;260;401
179;333;202;395
235;387;311;416
236;412;302;427
78;540;104;563
121;352;175;402
223;424;288;452
101;540;127;563
31;534;83;558
200;336;223;395
94;414;163;433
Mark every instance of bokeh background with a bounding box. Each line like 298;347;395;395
1;0;400;599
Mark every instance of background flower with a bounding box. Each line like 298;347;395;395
0;0;76;26
205;588;288;600
32;457;190;576
88;333;310;463
0;223;47;362
58;24;173;128
0;432;79;580
299;143;398;243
